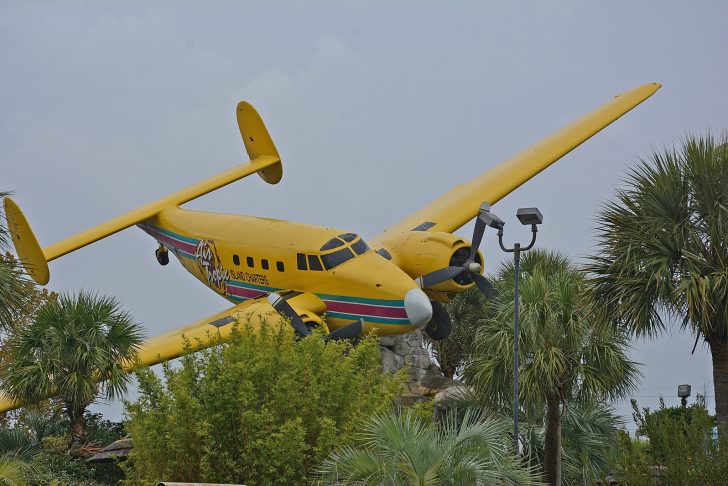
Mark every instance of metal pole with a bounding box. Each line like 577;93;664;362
513;243;521;452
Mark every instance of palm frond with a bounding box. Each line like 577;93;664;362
1;291;144;439
315;408;542;485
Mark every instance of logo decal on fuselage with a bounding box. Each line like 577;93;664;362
195;239;229;294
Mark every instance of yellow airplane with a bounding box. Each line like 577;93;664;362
1;83;661;413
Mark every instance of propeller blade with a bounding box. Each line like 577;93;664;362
468;215;487;261
326;319;364;340
472;274;497;299
267;293;311;337
416;266;466;288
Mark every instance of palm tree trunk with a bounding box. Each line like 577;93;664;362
68;408;86;449
710;338;728;434
544;393;561;486
442;364;456;380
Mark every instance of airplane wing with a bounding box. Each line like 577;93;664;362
132;297;278;369
371;83;661;242
0;293;319;414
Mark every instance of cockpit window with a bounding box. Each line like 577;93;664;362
338;233;357;242
351;238;370;255
321;238;345;251
321;247;355;270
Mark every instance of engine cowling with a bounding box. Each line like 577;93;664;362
378;231;483;293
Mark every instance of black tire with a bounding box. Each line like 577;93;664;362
155;247;169;266
425;301;452;341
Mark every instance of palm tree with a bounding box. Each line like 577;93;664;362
0;457;27;485
587;134;728;433
316;408;542;485
0;192;28;331
464;250;639;486
1;292;144;448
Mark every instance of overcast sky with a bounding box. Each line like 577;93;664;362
2;1;727;427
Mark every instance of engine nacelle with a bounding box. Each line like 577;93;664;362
378;231;483;294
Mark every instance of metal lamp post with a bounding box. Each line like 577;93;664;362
488;206;544;451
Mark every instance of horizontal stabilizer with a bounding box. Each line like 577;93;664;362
42;155;280;263
3;101;282;284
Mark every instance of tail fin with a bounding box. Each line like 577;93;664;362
3;198;49;285
4;101;282;285
237;101;282;184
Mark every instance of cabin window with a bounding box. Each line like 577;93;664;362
246;256;254;268
261;259;269;270
321;247;355;270
308;255;323;271
232;255;240;266
339;233;357;242
276;261;285;272
376;248;392;260
297;253;307;270
351;239;370;255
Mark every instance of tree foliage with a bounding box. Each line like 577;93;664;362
586;133;728;432
0;192;32;333
425;289;484;379
1;292;143;447
316;407;542;485
464;249;639;485
124;320;404;485
612;397;728;485
24;435;105;486
0;409;125;486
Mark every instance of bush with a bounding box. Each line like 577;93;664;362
124;321;404;485
612;397;728;485
24;435;102;486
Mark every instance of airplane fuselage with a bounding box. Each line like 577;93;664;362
138;207;425;335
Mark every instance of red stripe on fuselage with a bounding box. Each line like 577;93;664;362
324;300;408;319
228;285;266;299
141;226;197;255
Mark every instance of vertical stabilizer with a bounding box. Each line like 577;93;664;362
3;197;49;285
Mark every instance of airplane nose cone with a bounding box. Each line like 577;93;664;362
404;288;433;329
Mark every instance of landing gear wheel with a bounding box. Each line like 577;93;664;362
425;301;452;341
155;246;169;266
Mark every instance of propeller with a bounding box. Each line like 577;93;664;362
268;293;364;341
326;319;364;341
268;292;312;338
415;202;500;299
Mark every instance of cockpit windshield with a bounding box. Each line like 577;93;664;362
351;238;370;255
321;247;355;270
318;233;371;270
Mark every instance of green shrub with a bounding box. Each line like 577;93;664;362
24;435;101;486
124;320;404;485
612;397;728;485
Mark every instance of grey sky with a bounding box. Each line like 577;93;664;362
2;1;727;427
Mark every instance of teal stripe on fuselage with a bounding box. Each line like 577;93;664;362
228;280;276;292
317;293;404;307
326;311;410;325
149;224;199;245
